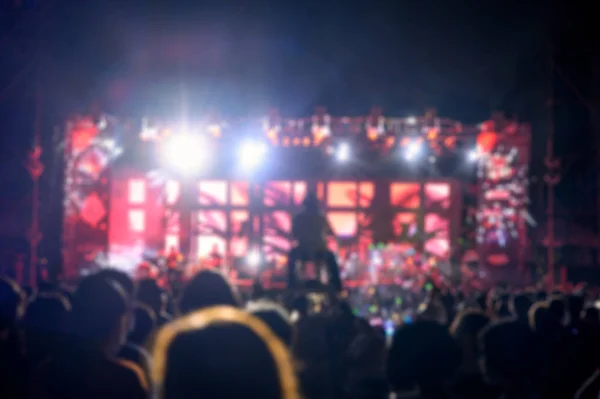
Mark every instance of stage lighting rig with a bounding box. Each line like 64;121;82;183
239;140;268;169
247;250;262;268
467;148;481;162
335;142;351;162
404;139;423;161
162;133;208;175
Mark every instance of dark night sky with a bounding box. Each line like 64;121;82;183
2;0;549;119
0;0;597;241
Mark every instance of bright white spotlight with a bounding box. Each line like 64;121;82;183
406;116;417;125
336;142;351;162
247;250;261;268
404;140;422;161
239;140;267;169
468;148;481;162
163;134;206;174
102;138;116;151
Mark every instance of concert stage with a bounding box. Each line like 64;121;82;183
61;109;531;285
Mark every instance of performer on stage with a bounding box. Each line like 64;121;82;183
166;246;183;269
288;191;342;291
165;246;184;289
208;244;224;270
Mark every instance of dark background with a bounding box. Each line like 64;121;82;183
1;0;599;270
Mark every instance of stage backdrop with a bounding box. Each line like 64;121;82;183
103;176;460;275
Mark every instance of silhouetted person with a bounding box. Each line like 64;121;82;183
528;301;548;330
208;244;224;269
510;293;532;324
178;270;239;315
0;277;26;399
153;306;301;399
32;275;147;399
22;293;71;368
288;191;341;292
94;268;135;300
387;320;461;399
450;309;499;399
345;328;388;399
480;320;541;399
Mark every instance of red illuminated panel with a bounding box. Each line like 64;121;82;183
425;214;450;259
264;181;292;206
230;182;249;206
392;212;417;254
357;213;373;237
327;212;357;237
263;211;292;235
199;181;227;206
293;181;307;205
128;209;145;233
263;211;292;264
358;182;374;207
391;183;420;208
316;182;325;201
81;192;106;228
197;236;226;259
108;175;146;274
230;211;249;257
425;183;450;209
198;211;227;235
108;179;129;245
70;119;98;154
77;147;107;180
483;188;510;201
165;234;178;252
425;214;449;238
425;239;450;259
393;213;417;237
128;179;146;204
165;180;180;205
164;211;179;235
327;182;357;208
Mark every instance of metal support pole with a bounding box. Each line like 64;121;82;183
544;119;560;287
26;69;44;288
543;46;560;289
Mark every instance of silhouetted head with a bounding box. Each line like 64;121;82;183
71;275;129;353
527;301;548;332
510;294;532;321
153;306;300;399
302;191;319;210
568;294;584;323
479;320;538;384
583;306;600;327
450;309;490;371
547;297;565;325
22;293;71;360
94;268;135;300
179;270;239;315
23;293;70;332
451;309;490;341
136;278;164;316
387;320;461;394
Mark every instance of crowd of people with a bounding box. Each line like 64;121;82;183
2;267;600;399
